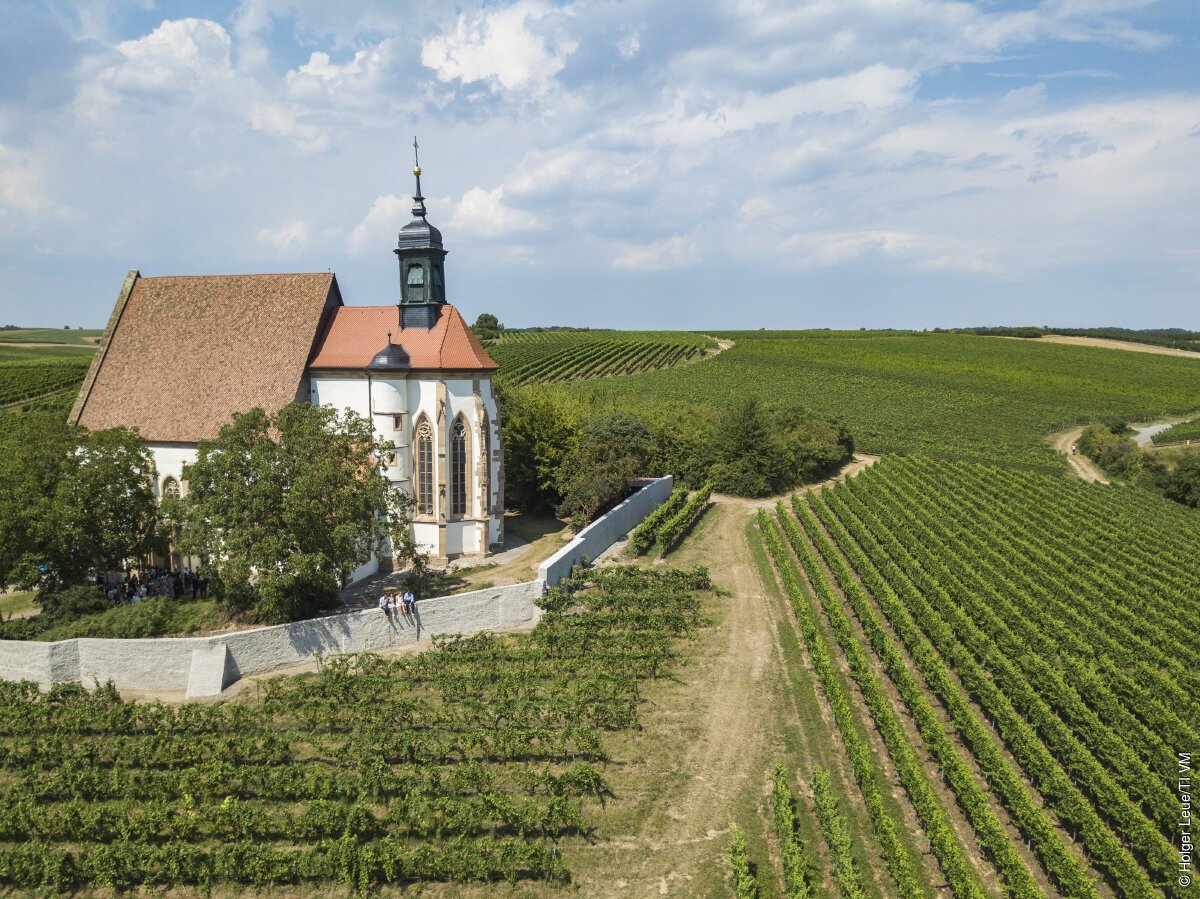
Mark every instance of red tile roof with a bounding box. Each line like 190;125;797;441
72;272;341;443
307;305;497;371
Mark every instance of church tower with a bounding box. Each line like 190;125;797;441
395;138;447;330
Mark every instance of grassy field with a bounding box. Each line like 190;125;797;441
0;328;102;346
545;330;1200;471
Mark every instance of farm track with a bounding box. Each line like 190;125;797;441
1050;427;1108;483
1035;334;1200;359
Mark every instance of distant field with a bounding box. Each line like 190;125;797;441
487;330;715;386
546;330;1200;471
0;328;102;346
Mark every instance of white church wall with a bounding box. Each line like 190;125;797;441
444;520;479;556
148;443;198;497
308;374;369;416
298;372;502;559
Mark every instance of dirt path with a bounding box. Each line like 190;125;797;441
1050;428;1108;484
1035;334;1200;359
0;341;97;349
564;503;783;896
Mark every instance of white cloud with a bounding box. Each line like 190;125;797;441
450;186;540;236
0;145;81;229
92;18;234;100
617;30;641;60
612;234;701;271
348;194;409;256
76;17;326;150
421;1;578;94
257;219;309;252
285;42;397;108
653;65;918;146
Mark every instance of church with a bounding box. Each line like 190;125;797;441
69;159;504;576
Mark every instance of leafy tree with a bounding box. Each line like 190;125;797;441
555;413;653;526
471;313;505;341
707;400;851;497
179;404;421;623
0;413;156;594
499;387;582;511
1162;454;1200;508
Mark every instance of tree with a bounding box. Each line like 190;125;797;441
500;386;582;511
555;413;653;526
1163;454;1200;508
179;404;422;623
471;312;505;341
0;414;156;593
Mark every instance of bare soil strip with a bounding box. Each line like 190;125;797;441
1049;427;1109;483
1036;334;1200;359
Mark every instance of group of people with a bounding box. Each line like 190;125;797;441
100;566;210;603
378;589;417;615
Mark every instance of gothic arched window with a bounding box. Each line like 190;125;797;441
162;477;180;500
481;411;491;510
415;417;434;515
450;417;468;517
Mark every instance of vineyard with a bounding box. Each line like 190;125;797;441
557;331;1200;470
0;565;710;891
487;330;715;386
751;456;1199;898
1152;418;1200;445
627;483;712;555
0;362;89;409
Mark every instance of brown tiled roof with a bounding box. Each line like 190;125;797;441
72;272;341;443
307;305;498;371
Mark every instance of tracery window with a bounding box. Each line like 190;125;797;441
415;418;434;515
162;477;180;500
450;417;468;517
481;412;491;509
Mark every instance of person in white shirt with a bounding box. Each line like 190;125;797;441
378;594;388;613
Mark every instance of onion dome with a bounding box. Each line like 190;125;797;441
368;335;411;371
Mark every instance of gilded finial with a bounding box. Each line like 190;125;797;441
412;136;421;176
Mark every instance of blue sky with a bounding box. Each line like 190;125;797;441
1;0;1197;330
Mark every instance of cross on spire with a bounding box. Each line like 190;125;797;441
410;134;427;218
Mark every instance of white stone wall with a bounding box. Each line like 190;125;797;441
0;580;543;697
0;475;675;699
538;476;675;587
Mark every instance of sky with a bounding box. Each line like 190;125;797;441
1;0;1198;331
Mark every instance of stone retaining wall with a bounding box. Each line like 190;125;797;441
538;475;674;586
0;580;542;698
0;476;674;698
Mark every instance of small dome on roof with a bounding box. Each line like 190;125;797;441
368;341;411;371
397;216;443;250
